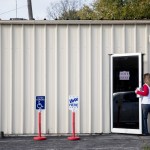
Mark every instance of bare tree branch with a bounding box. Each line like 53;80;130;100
47;0;79;20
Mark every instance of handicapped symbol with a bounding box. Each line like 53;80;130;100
37;101;43;109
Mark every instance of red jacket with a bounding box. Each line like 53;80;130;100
136;84;149;96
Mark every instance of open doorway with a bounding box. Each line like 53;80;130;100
111;53;142;134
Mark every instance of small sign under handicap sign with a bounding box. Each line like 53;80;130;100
69;96;79;112
36;96;45;110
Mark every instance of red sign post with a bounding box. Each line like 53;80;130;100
34;111;46;141
34;96;46;141
68;96;80;141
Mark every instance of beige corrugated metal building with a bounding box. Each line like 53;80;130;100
0;20;150;135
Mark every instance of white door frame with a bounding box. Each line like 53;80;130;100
111;53;142;134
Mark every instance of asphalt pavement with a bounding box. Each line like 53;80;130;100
0;133;150;150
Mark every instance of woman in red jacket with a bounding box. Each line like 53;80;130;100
135;73;150;136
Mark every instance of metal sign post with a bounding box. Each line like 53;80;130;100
34;96;46;141
68;96;80;141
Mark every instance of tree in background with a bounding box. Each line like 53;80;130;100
93;0;150;19
47;0;79;20
77;5;95;20
47;0;150;20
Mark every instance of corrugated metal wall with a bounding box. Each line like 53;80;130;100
0;21;150;135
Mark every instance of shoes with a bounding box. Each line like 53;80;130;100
142;133;150;136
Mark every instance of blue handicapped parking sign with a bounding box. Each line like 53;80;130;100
36;96;45;110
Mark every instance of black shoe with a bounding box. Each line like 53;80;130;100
142;133;150;136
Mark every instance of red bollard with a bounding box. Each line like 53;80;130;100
34;111;46;141
68;111;80;140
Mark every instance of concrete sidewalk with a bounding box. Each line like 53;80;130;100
0;134;150;150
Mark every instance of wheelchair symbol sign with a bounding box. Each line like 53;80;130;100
36;96;45;110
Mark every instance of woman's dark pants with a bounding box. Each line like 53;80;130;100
142;104;150;134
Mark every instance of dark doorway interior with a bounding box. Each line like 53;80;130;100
113;56;139;129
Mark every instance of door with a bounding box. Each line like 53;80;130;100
111;53;142;134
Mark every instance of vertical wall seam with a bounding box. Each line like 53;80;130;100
55;25;58;133
21;25;24;134
111;25;114;54
110;25;114;132
145;25;149;72
89;25;92;133
66;25;69;133
110;25;114;133
32;25;35;133
10;25;13;134
78;25;81;133
148;25;150;73
123;25;126;53
134;25;137;52
44;25;47;133
0;25;1;131
100;25;103;133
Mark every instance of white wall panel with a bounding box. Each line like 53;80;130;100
125;25;136;53
68;25;80;133
136;25;146;52
80;25;91;133
11;25;24;134
46;25;58;134
0;21;150;135
114;25;124;53
147;25;150;73
57;25;69;133
1;25;12;134
34;25;46;133
91;25;102;133
101;25;112;133
23;25;35;134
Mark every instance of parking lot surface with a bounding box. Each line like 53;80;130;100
0;134;150;150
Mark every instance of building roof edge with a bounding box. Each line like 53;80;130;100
0;20;150;25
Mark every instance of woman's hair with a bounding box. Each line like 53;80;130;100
144;73;150;86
